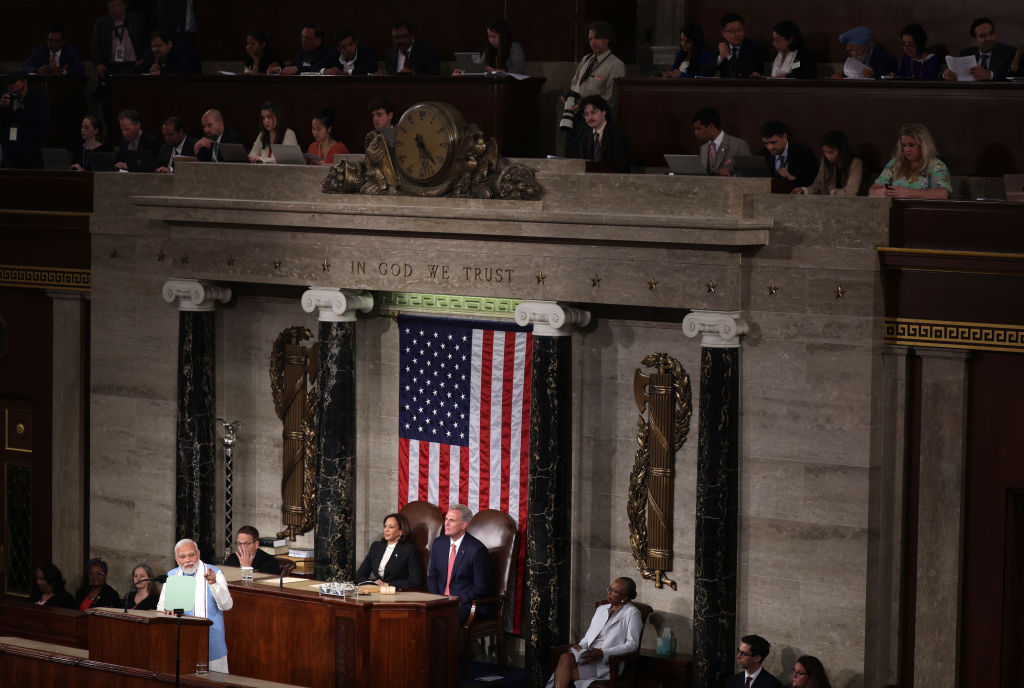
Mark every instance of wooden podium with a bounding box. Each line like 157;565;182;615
0;597;88;649
87;608;211;674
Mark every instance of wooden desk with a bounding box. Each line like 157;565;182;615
88;608;211;674
224;578;459;688
633;649;692;688
617;78;1024;176
111;74;545;157
0;597;88;649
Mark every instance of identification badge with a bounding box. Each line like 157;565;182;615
115;45;125;62
8;127;17;142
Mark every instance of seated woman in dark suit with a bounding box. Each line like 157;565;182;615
662;23;713;78
27;562;77;609
73;557;121;611
769;20;816;78
123;562;161;611
355;512;423;589
70;115;112;171
895;24;942;80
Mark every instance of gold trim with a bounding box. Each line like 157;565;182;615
4;409;32;454
0;209;91;218
0;265;91;292
884;317;1024;353
877;247;1024;260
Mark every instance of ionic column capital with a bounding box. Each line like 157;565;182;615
514;301;591;337
682;310;748;348
301;288;374;322
162;279;231;311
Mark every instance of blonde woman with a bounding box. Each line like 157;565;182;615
869;123;951;199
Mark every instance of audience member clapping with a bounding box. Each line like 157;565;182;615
71;115;112;171
793;130;862;196
792;655;833;688
28;563;76;608
277;24;331;75
319;29;378;75
869;123;951;199
769;20;816;78
249;100;297;163
23;24;85;78
663;24;712;78
307;107;349;164
243;29;283;75
834;26;897;79
896;24;942;79
74;557;121;611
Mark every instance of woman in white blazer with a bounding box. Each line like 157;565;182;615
546;577;644;688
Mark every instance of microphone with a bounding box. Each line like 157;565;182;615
143;575;169;584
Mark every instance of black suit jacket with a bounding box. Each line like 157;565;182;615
426;532;490;622
714;38;764;78
138;44;200;74
116;130;162;163
866;47;899;78
580;121;631;173
316;44;378;75
724;669;784;688
780;48;817;79
355;540;423;589
91;11;148;70
758;140;818;188
156;135;199;167
74;583;122;609
23;44;86;78
224;548;281;574
959;42;1017;81
195;127;245;161
291;44;332;73
386;41;440;75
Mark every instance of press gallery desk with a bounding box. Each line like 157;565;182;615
111;74;545;157
222;571;459;688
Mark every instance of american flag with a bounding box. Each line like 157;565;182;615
397;315;532;633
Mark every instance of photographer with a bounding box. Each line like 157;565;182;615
560;20;625;157
0;72;50;169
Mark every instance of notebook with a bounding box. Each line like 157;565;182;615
270;143;306;165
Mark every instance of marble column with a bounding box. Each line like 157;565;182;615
514;301;590;688
301;288;373;581
682;310;748;688
913;348;969;688
163;279;231;559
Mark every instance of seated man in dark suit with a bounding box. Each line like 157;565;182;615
318;29;378;75
713;12;764;78
138;30;200;74
193;108;245;162
23;24;85;77
942;17;1017;81
383;19;440;75
114;109;161;170
725;634;783;688
223;525;281;575
757;120;817;188
834;26;897;79
278;24;332;75
155;116;198;173
426;504;489;623
578;95;630;173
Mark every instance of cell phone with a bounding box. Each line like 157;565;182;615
885;183;893;189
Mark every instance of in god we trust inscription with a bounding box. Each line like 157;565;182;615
349;260;514;284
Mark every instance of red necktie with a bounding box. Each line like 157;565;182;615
444;543;457;595
745;677;752;688
50;52;58;68
980;54;989;70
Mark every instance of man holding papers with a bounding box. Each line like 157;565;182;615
943;17;1016;81
158;538;234;672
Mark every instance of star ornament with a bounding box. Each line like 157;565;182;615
591;274;602;287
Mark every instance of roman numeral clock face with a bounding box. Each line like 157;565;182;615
394;103;463;186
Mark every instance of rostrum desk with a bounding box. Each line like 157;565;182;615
223;576;459;688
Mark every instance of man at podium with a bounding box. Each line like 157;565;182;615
157;539;234;672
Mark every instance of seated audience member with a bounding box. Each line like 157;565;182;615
28;563;77;608
154;0;198;55
769;20;816;78
758;120;817;188
114;109;160;169
249;100;297;163
23;24;85;77
833;26;897;79
895;24;941;80
579;95;630;173
0;71;50;169
277;24;331;75
692;106;751;176
71;114;112;171
794;130;862;196
713;12;764;78
124;562;161;610
384;19;440;75
942;17;1016;81
368;99;396;143
663;23;713;78
544;577;643;688
306;107;349;165
138;30;199;74
243;29;282;75
355;513;423;589
91;0;148;81
792;654;833;688
1012;46;1024;76
454;19;524;75
223;525;281;574
155;115;197;172
561;21;626;157
319;29;377;75
426;504;489;623
194;108;245;161
74;557;121;610
869;123;951;199
726;634;784;688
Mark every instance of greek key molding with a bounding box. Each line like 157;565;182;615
375;292;522;318
301;288;373;322
0;264;90;292
514;301;591;337
884;317;1024;353
682;310;748;348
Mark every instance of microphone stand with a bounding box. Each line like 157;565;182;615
173;607;185;688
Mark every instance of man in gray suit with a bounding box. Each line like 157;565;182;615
692;106;750;176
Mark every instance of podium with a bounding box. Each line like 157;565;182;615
0;598;88;649
87;608;211;674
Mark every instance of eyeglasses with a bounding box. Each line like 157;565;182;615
736;649;754;657
793;670;808;676
235;540;255;546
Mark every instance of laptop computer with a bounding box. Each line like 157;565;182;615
120;149;155;173
663;154;707;176
42;148;71;171
88;151;115;172
732;155;772;178
217;142;251;163
1004;174;1024;202
455;52;486;74
271;143;306;165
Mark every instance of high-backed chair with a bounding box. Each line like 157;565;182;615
399;500;443;582
547;599;654;688
463;509;519;670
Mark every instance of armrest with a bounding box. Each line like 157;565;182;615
607;650;642;688
465;594;505;626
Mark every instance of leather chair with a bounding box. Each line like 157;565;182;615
547;599;654;688
399;500;444;582
463;509;519;671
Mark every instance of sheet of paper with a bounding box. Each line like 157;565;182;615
945;55;976;81
843;57;870;79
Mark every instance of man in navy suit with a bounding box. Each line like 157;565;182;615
943;17;1018;82
23;25;85;78
427;504;490;623
138;30;200;75
757;120;818;189
155;116;199;173
383;19;439;75
318;29;378;75
712;13;764;78
578;95;631;173
724;634;783;688
114;109;161;170
193;109;244;162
